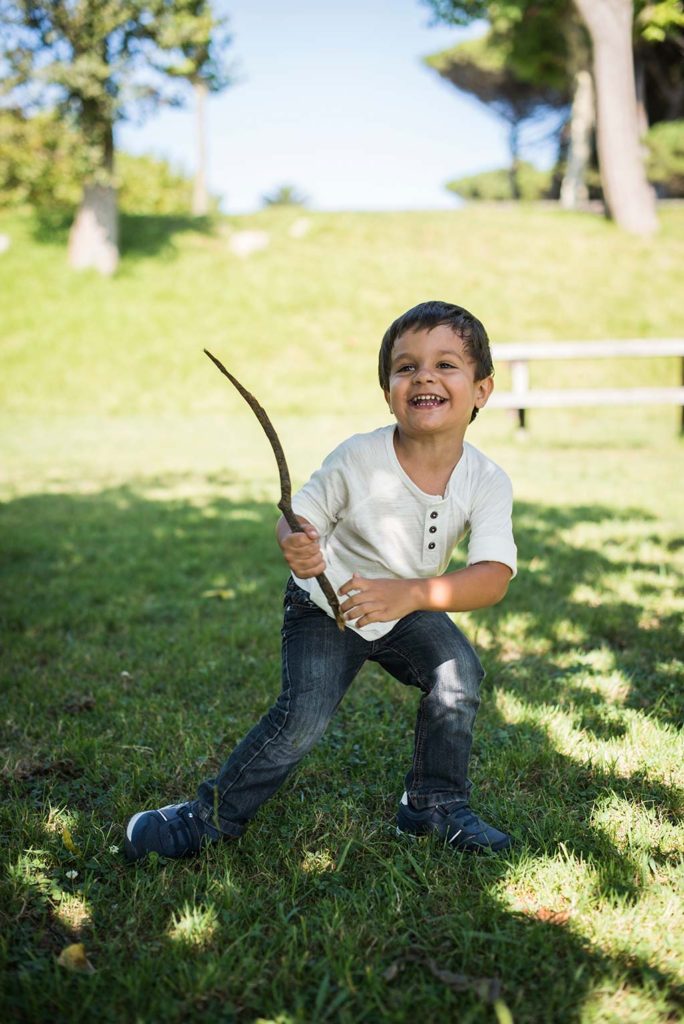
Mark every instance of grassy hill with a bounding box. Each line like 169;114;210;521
2;204;683;419
1;206;683;1024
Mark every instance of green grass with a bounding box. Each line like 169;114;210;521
1;205;683;1024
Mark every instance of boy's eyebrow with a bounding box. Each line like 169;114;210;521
391;347;468;365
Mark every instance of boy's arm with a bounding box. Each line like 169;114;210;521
338;562;511;629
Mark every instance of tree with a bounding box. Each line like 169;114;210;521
0;107;216;215
424;1;591;205
574;0;657;233
421;0;661;233
559;67;594;208
446;160;553;200
425;32;570;198
262;184;309;207
0;1;230;273
159;0;235;217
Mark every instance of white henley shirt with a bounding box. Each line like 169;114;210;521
291;424;517;640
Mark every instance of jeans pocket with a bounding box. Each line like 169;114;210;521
284;577;320;614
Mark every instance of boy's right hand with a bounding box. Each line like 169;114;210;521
278;517;326;578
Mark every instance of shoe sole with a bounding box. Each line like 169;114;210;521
396;826;428;840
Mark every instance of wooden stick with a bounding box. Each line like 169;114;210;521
204;349;345;630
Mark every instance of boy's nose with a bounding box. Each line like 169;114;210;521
413;366;435;382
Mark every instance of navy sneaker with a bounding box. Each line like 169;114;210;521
124;801;222;862
396;792;511;853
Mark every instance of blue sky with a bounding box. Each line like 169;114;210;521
117;0;551;214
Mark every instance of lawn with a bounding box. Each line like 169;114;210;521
1;204;683;1023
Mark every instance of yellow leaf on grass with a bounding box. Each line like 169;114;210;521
494;1000;514;1024
201;588;236;600
62;825;81;857
57;943;95;974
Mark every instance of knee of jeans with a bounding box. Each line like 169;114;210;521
275;703;328;756
428;649;483;708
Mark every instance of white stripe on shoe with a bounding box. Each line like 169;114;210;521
126;812;145;841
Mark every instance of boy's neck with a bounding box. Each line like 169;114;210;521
392;427;466;496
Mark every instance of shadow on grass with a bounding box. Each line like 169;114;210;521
1;483;682;1022
28;210;217;259
476;502;683;730
119;214;217;260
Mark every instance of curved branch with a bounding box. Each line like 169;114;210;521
204;349;345;630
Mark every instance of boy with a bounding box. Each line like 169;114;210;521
125;300;516;861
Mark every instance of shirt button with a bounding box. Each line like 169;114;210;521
429;526;437;534
430;511;438;519
428;542;436;550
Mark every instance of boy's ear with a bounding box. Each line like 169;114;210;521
474;375;494;410
384;389;393;414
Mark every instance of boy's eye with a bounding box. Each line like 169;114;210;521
396;364;415;373
438;361;456;369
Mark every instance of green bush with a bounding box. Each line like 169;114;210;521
0;109;215;215
0;109;87;211
261;183;309;207
446;161;553;201
116;152;196;215
646;119;684;196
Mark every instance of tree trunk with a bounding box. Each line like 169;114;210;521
192;79;209;217
573;0;657;234
509;121;521;200
560;69;594;209
634;51;649;136
68;119;118;275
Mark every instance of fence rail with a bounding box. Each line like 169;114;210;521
489;338;684;431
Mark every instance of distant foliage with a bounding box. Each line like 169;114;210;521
0;0;230;178
262;184;309;208
0;110;86;211
446;162;553;201
646;120;684;196
0;108;214;215
117;153;198;215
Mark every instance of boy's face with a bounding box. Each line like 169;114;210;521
384;324;493;438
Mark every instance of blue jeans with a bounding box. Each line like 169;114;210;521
196;578;484;837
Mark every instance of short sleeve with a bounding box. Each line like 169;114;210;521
291;443;350;538
466;467;517;577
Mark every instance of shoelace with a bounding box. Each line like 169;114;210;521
440;804;481;830
170;805;202;855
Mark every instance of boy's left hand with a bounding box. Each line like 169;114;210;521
338;574;417;628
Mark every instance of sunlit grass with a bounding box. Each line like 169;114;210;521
168;902;219;948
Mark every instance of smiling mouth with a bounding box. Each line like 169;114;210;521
410;394;446;408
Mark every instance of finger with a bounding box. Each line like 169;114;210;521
340;595;374;615
291;549;324;568
286;557;323;573
339;587;371;613
338;572;364;597
295;562;326;579
355;608;387;627
344;599;382;622
285;546;322;565
286;533;320;549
